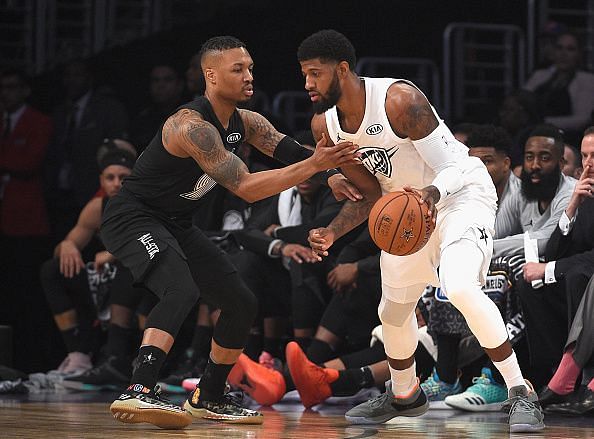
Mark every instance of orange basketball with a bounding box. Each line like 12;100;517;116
368;190;435;256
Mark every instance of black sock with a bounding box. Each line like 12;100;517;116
306;339;335;364
282;368;295;392
263;337;283;359
190;325;213;359
244;332;263;361
61;326;81;353
130;345;167;390
330;367;374;397
295;337;312;352
106;324;134;359
199;357;234;401
435;334;460;384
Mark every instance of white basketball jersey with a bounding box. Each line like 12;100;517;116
324;78;496;214
325;78;439;194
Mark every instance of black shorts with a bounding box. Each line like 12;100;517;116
100;191;236;299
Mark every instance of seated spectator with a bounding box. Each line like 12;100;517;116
523;32;594;146
45;59;129;242
497;89;543;174
518;126;594;391
451;122;478;145
544;274;594;415
493;124;575;259
40;146;142;380
130;63;184;153
562;143;582;179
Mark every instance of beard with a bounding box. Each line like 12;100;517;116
520;165;561;202
312;73;341;114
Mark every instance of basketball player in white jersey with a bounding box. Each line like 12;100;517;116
299;30;544;433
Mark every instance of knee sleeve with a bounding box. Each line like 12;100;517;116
210;272;258;349
378;295;419;359
143;250;200;337
440;239;508;349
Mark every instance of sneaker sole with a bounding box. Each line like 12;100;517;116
183;400;264;425
428;400;455;410
110;399;192;429
445;400;503;412
510;422;545;433
345;400;429;424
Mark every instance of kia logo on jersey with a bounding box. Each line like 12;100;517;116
365;124;383;135
227;132;241;143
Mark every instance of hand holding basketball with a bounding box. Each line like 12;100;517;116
368;189;436;256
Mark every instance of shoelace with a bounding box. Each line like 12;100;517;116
368;391;390;409
506;395;538;415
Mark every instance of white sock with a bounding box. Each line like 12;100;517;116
389;362;417;398
492;351;527;392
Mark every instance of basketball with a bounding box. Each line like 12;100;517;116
368;190;435;256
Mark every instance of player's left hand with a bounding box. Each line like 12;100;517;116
308;227;335;261
522;262;546;282
327;173;363;202
403;185;438;225
94;250;115;272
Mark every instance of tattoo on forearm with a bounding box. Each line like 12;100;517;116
241;109;283;156
331;198;375;237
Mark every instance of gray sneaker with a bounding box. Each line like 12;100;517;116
506;384;545;433
345;380;428;424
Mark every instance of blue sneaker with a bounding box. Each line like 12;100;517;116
444;368;507;412
420;368;462;408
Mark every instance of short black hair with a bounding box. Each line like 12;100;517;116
452;122;478;137
528;123;565;156
297;29;356;70
466;124;512;157
564;143;581;168
199;36;246;65
584;126;594;137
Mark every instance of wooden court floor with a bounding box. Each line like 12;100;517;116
1;391;593;438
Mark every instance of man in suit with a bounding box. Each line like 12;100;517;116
519;126;594;391
0;68;53;371
45;59;129;241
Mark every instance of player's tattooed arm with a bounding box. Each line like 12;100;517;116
385;82;439;140
163;108;248;193
240;109;285;156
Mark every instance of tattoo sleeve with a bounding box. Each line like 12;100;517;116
329;197;376;239
389;83;438;140
240;109;284;156
167;109;249;192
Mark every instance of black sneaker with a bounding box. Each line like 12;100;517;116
184;386;263;424
62;356;130;391
158;356;207;394
110;384;193;429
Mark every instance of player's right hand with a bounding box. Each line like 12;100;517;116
308;227;335;261
59;241;85;278
566;164;594;218
311;133;361;171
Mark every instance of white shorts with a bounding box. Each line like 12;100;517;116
380;204;495;302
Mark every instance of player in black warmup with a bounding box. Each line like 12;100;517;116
101;36;361;429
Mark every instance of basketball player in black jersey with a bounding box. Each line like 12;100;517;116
100;36;361;429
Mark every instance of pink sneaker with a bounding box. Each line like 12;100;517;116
258;351;283;372
49;352;92;378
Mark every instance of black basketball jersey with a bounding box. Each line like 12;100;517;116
121;97;245;219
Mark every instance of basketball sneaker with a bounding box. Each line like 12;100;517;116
226;353;286;406
286;341;338;408
62;356;130;391
345;379;428;424
47;352;92;379
504;382;545;433
183;386;264;424
444;367;507;411
420;368;462;408
110;383;192;429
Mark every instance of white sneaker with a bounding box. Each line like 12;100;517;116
47;352;93;379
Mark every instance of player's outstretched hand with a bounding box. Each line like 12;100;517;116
308;227;335;261
311;133;361;171
327;173;363;201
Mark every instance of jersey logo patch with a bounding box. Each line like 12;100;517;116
226;132;241;143
179;173;217;200
358;146;398;178
365;124;383;135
